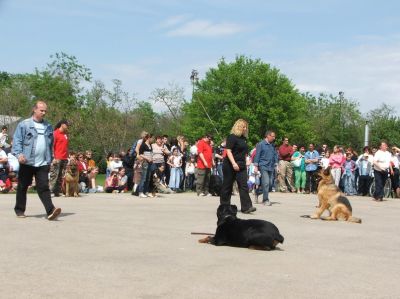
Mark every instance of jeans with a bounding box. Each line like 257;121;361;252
260;168;274;202
169;167;182;189
220;161;253;211
216;163;223;181
15;164;55;216
138;161;151;193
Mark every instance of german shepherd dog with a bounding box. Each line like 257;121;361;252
63;159;80;197
310;167;361;223
198;204;284;250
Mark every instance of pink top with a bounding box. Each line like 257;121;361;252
329;153;345;169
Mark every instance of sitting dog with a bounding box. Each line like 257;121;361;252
63;159;80;197
199;204;284;250
310;167;361;223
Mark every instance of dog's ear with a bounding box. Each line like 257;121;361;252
323;167;331;176
230;205;238;216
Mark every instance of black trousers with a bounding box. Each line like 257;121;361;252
219;161;253;211
374;169;387;199
358;175;371;196
15;164;55;216
305;170;318;192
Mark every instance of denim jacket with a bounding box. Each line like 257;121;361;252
12;117;54;166
253;140;278;171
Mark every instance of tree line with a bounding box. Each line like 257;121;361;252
1;53;399;168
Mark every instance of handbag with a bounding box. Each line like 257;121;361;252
292;158;302;168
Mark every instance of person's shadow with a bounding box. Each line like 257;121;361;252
28;212;75;220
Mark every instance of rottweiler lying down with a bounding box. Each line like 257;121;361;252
199;204;284;250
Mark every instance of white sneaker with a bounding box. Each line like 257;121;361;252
139;193;148;198
199;193;206;196
206;193;213;197
147;193;154;198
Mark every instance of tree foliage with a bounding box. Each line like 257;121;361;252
181;56;311;146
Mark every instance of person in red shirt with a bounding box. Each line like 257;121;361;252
196;134;214;196
49;119;70;197
277;136;295;192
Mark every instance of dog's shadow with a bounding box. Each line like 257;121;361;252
28;212;75;220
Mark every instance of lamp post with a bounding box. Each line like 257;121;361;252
189;69;220;137
339;91;344;145
190;69;199;99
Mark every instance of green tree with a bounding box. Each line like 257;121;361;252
366;104;400;147
304;93;364;149
181;56;311;146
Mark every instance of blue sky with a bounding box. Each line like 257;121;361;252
1;0;399;113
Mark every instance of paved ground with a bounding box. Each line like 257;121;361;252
1;191;400;299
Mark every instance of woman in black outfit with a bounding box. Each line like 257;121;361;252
219;119;256;213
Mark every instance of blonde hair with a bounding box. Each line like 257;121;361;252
230;119;248;137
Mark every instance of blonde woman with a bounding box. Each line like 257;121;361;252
219;119;256;214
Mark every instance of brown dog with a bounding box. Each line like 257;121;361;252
63;159;80;197
310;167;361;223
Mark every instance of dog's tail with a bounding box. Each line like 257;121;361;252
348;216;362;224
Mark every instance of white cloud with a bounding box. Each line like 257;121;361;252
159;14;190;28
277;41;400;114
166;19;247;37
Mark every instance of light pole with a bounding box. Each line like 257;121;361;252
339;91;344;145
190;69;199;99
189;69;220;137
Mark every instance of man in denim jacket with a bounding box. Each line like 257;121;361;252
253;130;279;206
12;101;61;220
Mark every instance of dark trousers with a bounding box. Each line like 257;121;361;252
15;164;55;216
220;162;253;211
358;175;371;196
186;173;195;190
196;168;211;195
374;169;387;199
305;170;317;192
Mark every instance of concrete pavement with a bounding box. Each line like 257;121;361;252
1;191;399;298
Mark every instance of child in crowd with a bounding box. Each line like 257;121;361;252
0;171;18;193
168;148;182;192
105;170;125;193
153;164;173;194
342;152;357;195
185;156;196;191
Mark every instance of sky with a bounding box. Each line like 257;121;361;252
1;0;399;114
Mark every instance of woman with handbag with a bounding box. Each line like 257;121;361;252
291;145;306;194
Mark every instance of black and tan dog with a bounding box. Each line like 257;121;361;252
198;204;284;250
63;159;80;197
310;167;361;223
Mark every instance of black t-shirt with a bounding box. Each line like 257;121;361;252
225;134;248;169
139;142;152;155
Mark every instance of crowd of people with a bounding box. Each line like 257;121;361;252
1;101;400;220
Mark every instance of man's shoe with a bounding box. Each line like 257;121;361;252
47;207;61;220
262;201;272;206
16;213;26;218
139;193;148;198
199;193;206;196
241;207;256;214
206;193;213;197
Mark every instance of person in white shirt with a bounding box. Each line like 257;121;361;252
372;141;392;201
